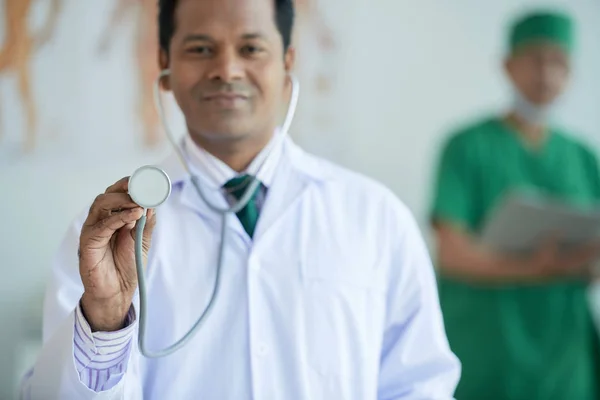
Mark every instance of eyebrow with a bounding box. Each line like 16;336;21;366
183;34;213;43
183;32;268;43
241;33;267;41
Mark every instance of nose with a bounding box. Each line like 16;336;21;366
539;62;561;86
207;48;245;83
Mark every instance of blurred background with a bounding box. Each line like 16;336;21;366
1;0;600;398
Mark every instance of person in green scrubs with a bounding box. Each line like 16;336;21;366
430;10;600;400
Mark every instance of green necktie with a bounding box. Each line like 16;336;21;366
223;175;261;238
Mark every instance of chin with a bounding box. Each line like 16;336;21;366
522;92;552;108
192;125;253;143
534;97;557;108
531;87;561;106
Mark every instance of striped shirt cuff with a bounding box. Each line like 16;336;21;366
73;301;136;392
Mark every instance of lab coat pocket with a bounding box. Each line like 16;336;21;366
300;253;386;379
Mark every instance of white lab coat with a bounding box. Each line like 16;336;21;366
21;137;460;399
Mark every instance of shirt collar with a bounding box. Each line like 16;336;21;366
158;131;331;188
181;129;284;189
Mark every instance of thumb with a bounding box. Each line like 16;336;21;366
141;209;157;252
128;209;157;249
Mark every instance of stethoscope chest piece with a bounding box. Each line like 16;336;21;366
128;165;172;209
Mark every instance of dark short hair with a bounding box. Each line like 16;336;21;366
158;0;295;54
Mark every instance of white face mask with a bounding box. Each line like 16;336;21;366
512;90;554;126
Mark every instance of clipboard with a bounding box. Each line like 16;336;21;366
480;193;600;255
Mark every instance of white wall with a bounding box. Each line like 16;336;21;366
342;0;600;226
1;0;600;398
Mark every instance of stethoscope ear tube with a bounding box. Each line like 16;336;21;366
134;70;300;358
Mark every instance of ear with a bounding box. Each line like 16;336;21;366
159;49;171;91
284;46;296;75
503;56;513;78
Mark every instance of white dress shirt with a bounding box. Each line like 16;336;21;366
182;129;283;189
21;133;460;399
181;129;283;211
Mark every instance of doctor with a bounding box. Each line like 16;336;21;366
430;10;600;400
21;0;460;398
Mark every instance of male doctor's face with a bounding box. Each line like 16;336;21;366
504;42;571;107
161;0;294;144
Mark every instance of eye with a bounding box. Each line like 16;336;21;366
187;46;212;55
241;45;264;56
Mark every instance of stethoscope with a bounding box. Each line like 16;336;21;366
127;69;300;358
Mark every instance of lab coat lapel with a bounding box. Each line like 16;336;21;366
157;153;246;237
156;137;330;241
182;180;251;239
253;139;330;242
253;157;308;242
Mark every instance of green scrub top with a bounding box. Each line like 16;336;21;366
430;116;600;400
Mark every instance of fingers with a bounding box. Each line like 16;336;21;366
85;193;139;226
560;242;600;270
540;233;561;249
580;243;600;262
142;209;158;254
570;241;600;257
533;236;558;262
583;241;600;253
82;176;140;228
143;208;157;236
81;208;145;250
105;176;131;194
128;208;158;244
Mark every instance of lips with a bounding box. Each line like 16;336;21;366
203;92;248;108
204;92;246;100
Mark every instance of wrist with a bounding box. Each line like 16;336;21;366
81;292;132;332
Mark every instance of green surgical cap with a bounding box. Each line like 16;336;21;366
509;11;574;54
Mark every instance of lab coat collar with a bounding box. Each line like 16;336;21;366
181;129;283;189
158;134;330;188
157;133;332;241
